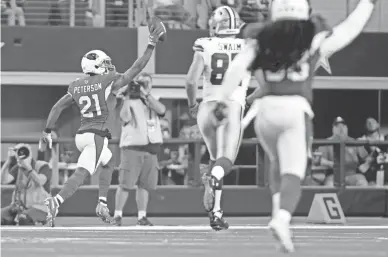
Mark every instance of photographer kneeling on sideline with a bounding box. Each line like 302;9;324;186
1;144;51;225
114;73;166;226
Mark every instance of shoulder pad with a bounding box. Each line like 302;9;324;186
311;14;331;35
193;37;211;52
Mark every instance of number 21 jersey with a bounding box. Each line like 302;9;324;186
67;72;119;132
193;37;251;107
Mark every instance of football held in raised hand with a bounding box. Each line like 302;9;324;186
148;16;167;42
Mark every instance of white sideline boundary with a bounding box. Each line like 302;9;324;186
2;225;388;231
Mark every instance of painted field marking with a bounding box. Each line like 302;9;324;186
1;225;388;231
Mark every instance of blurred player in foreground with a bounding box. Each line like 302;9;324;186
185;6;251;231
219;0;377;252
39;22;166;227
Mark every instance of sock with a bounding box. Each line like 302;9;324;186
214;210;223;219
99;197;107;206
272;192;280;217
114;210;123;217
55;194;64;205
57;167;89;202
279;174;302;215
138;210;146;219
213;190;222;212
98;161;113;200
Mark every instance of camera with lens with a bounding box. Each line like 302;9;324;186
129;81;141;99
16;146;30;159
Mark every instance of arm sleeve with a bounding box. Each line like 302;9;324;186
192;38;207;60
319;0;375;57
193;38;205;53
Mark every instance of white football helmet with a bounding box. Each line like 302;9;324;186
81;50;115;75
208;6;242;36
270;0;310;21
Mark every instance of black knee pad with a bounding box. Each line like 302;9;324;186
17;213;35;226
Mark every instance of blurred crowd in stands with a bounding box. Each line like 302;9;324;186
1;0;270;28
2;114;388;188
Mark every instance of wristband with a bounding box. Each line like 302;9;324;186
44;128;52;133
147;43;156;48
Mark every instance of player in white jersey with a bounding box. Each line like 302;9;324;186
218;0;377;252
185;6;250;231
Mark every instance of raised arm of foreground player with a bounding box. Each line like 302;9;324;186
319;0;376;57
113;26;164;90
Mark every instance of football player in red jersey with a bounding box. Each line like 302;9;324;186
39;24;166;227
217;0;377;252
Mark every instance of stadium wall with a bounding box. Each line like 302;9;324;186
2;27;388;77
1;187;387;217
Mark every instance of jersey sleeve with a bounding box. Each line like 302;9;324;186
193;38;207;53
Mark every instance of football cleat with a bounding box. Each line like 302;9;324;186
268;218;295;253
96;202;114;224
211;210;229;231
44;197;59;228
137;217;153;226
112;216;123;226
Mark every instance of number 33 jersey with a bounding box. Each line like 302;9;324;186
193;37;251;107
67;72;120;132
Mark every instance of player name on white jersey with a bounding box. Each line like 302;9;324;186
217;43;242;51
